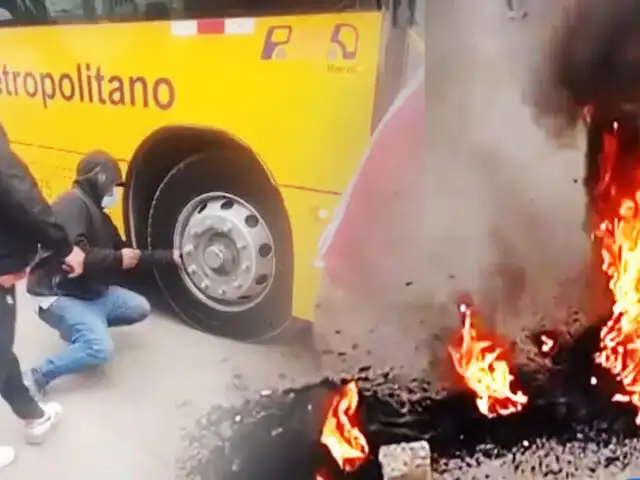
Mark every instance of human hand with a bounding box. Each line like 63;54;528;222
63;246;85;277
0;270;26;287
173;249;182;266
121;248;141;270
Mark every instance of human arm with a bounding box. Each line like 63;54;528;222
51;197;126;276
137;250;181;269
0;149;73;259
75;234;124;276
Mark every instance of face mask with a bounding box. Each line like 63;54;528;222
101;187;119;209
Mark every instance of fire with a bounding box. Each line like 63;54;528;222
592;121;640;424
594;192;640;422
319;380;369;472
448;303;528;417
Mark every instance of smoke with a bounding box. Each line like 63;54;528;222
529;0;640;140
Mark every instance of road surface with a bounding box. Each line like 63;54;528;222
1;284;319;480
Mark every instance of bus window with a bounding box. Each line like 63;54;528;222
179;0;380;20
0;6;13;20
43;0;82;20
1;0;384;25
143;1;169;20
102;0;139;21
0;0;48;25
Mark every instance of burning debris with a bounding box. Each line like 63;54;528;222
448;302;528;418
589;116;640;424
180;127;640;479
182;300;640;480
182;171;640;477
320;381;370;474
183;326;640;480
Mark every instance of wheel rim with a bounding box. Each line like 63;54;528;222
173;193;276;312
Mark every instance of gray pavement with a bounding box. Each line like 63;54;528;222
0;284;319;480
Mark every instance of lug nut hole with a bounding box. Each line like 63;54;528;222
245;214;259;228
258;243;273;258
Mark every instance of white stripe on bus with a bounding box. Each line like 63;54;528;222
171;20;198;36
224;18;256;35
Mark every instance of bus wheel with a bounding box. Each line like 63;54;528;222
147;150;293;342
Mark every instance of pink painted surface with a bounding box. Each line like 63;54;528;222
319;69;425;295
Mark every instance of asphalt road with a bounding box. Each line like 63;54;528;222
0;284;319;480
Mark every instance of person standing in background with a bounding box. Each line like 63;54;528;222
506;0;527;19
0;124;85;469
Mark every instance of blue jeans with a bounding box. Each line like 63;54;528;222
33;286;150;389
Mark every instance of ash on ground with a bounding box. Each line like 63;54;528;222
180;325;640;480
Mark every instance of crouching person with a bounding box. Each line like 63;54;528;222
24;151;181;397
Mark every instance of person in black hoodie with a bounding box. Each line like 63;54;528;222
0;124;86;467
25;150;180;398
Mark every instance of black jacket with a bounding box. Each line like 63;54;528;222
27;161;175;299
0;141;73;276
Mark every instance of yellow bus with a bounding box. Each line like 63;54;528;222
0;0;420;341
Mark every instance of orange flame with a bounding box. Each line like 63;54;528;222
592;122;640;424
448;303;528;417
594;196;640;423
319;380;369;472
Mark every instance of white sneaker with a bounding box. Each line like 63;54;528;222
0;446;15;468
24;402;63;445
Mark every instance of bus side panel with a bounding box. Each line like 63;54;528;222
0;13;382;193
0;12;382;323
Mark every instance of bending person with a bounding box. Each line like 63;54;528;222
25;151;181;398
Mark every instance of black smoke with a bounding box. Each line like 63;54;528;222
530;0;640;138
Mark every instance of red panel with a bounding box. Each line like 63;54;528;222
197;19;225;35
321;71;426;295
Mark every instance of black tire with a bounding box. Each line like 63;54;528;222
147;150;293;342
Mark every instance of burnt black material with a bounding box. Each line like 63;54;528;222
531;0;640;128
190;325;640;480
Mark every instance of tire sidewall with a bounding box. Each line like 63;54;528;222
147;151;293;342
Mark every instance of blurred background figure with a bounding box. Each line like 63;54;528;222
506;0;527;19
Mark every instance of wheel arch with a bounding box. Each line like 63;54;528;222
124;125;282;249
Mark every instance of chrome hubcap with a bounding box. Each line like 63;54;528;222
174;193;276;312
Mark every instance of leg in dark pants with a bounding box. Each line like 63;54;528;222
0;286;42;420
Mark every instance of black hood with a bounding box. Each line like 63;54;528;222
74;151;124;206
